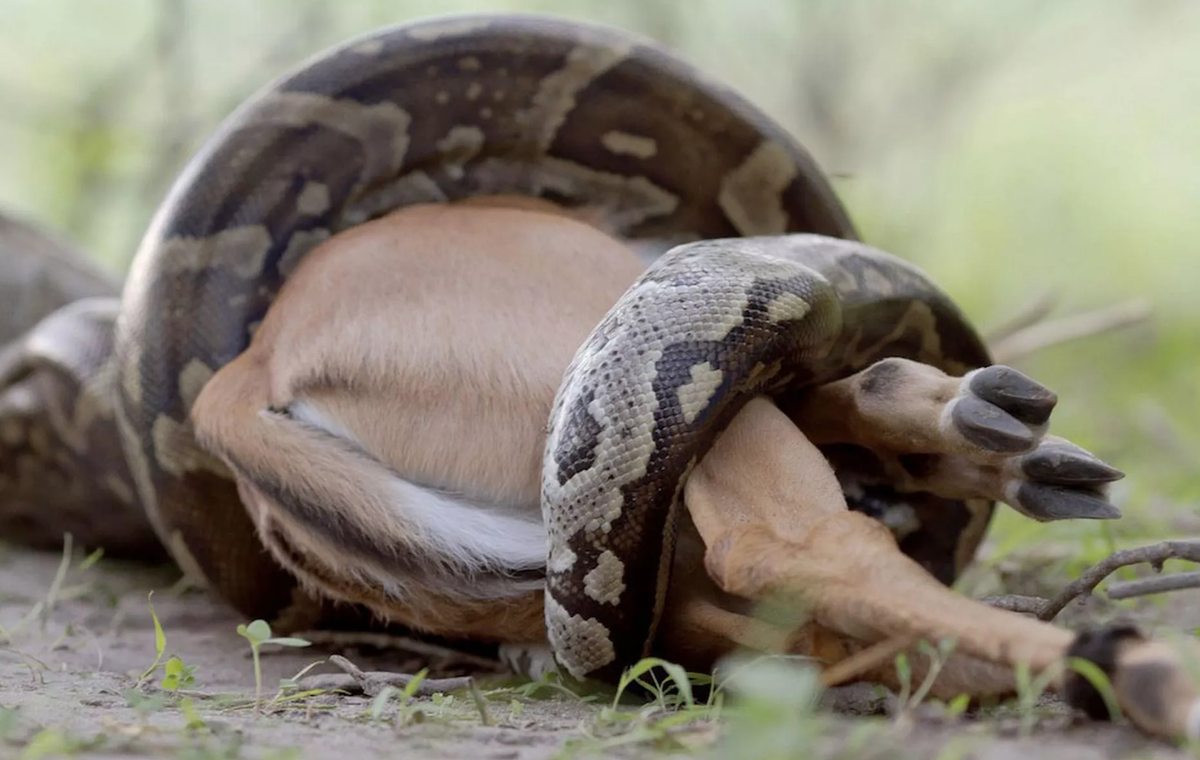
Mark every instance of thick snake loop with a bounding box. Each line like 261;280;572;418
543;238;843;678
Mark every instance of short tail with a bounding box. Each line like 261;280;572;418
191;352;547;600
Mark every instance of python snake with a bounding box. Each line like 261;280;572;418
0;14;995;683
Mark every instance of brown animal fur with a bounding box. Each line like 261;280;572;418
191;197;1200;739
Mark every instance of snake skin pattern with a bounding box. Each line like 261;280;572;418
0;215;165;557
0;213;119;345
543;235;991;680
3;14;993;681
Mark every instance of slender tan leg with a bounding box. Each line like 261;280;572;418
827;637;1021;702
782;359;1122;522
681;396;1200;740
656;571;1021;702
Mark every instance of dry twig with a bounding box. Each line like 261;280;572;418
298;654;475;697
1036;539;1200;619
1107;570;1200;600
982;540;1200;620
984;291;1059;344
988;299;1152;364
293;629;505;672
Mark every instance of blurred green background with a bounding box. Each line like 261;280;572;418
1;0;1196;576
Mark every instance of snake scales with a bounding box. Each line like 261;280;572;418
0;14;995;683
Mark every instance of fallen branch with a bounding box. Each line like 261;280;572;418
298;654;475;697
981;540;1200;620
1106;570;1200;600
979;594;1048;616
988;299;1152;364
1037;539;1200;619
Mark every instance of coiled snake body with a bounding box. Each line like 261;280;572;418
1;14;993;683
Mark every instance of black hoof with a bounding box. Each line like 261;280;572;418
1063;625;1143;720
1022;442;1125;485
951;396;1036;453
969;366;1057;427
1016;482;1122;521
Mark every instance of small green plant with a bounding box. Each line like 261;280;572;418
1;708;104;760
136;592;201;694
943;692;972;720
1065;657;1122;724
611;656;698;713
367;684;402;724
1011;660;1063;736
467;680;493;726
125;688;169;716
709;653;828;760
505;669;597;703
235;619;311;718
37;534;74;632
554;657;724;757
136;591;168;687
263;658;331;714
894;637;958;714
1;535;102;647
17;727;88;760
0;707;20;741
161;656;198;691
894;651;912;703
178;698;209;732
365;669;434;727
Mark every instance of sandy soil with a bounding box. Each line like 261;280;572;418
1;543;1198;760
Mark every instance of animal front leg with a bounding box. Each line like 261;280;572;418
683;396;1200;740
782;358;1123;521
685;397;1071;668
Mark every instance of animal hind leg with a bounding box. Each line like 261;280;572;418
682;396;1200;741
191;352;548;643
781;358;1123;522
655;541;1023;703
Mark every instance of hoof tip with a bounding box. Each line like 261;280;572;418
1062;625;1143;720
1016;483;1122;522
951;396;1035;453
969;365;1057;426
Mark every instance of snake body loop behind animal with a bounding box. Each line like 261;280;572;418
112;13;862;628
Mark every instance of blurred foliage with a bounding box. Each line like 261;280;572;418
1;0;1197;559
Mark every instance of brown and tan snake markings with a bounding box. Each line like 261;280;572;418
2;12;1199;744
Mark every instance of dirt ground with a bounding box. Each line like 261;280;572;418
2;543;1199;760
